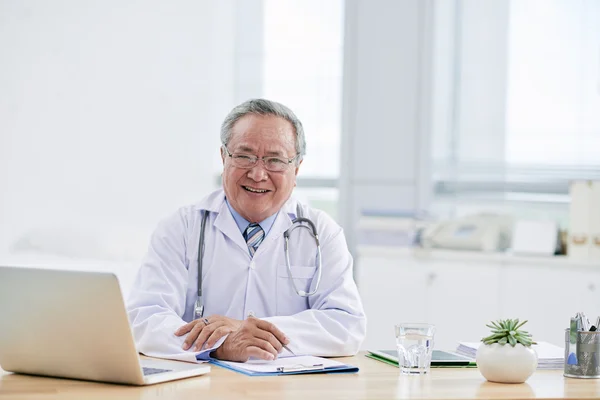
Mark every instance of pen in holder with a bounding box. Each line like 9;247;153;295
564;328;600;378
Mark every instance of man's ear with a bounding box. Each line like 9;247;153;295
294;159;303;176
220;147;225;165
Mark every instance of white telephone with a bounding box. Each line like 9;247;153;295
420;213;513;252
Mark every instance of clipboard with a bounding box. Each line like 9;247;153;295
210;355;359;376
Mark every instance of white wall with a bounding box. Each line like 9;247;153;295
0;1;236;254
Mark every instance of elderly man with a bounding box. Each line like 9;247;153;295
127;99;366;362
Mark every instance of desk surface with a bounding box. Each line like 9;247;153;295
1;353;599;400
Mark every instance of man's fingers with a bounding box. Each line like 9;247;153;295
182;322;205;350
175;321;196;337
252;328;284;353
245;345;276;361
250;337;279;359
254;319;289;345
204;326;229;349
193;323;223;351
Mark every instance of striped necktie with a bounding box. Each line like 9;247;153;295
243;223;265;257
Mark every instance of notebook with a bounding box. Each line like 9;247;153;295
367;350;476;368
456;341;564;369
210;355;358;376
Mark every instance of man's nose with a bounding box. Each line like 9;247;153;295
247;163;268;181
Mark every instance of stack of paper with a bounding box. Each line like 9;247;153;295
456;342;564;370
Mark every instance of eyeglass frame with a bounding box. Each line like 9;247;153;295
222;145;300;172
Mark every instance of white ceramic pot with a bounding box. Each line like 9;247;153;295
476;343;538;383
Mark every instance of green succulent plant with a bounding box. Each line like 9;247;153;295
481;319;535;347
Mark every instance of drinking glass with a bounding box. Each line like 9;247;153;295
395;323;436;375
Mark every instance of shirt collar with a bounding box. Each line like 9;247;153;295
225;198;279;237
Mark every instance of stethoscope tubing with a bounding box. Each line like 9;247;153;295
283;218;322;297
194;206;321;320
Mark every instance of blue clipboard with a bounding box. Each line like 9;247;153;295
210;359;359;376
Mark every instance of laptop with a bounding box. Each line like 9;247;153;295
0;266;210;385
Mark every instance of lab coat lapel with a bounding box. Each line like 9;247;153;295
213;197;249;256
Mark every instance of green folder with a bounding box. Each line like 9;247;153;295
366;353;477;368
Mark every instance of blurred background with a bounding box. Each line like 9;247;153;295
1;0;599;351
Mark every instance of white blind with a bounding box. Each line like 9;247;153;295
433;0;600;201
506;0;600;166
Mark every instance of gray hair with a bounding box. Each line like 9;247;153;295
220;99;306;163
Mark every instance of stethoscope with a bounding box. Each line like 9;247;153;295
194;205;322;319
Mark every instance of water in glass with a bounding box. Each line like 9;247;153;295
395;324;435;375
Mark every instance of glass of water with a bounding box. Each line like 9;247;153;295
395;323;436;375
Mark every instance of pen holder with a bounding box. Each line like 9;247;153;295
564;329;600;378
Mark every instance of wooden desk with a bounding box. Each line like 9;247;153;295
1;353;599;399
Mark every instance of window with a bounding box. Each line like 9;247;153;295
506;0;600;166
432;0;600;226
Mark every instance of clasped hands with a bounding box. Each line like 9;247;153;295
175;314;290;362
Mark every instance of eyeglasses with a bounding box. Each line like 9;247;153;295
223;146;299;172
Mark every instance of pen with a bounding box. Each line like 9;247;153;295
580;312;590;331
282;344;295;356
246;311;295;356
569;316;579;365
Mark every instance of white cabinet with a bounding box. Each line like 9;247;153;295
357;247;600;351
424;260;501;350
358;255;426;350
357;249;501;351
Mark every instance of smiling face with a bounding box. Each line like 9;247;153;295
221;114;301;223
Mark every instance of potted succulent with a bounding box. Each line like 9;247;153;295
476;319;538;383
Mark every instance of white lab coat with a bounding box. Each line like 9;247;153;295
127;189;366;362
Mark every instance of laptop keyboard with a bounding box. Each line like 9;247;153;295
143;367;173;376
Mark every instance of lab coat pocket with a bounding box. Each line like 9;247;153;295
276;265;315;316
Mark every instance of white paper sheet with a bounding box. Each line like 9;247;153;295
217;355;345;373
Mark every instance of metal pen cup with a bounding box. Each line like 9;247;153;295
564;328;600;378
